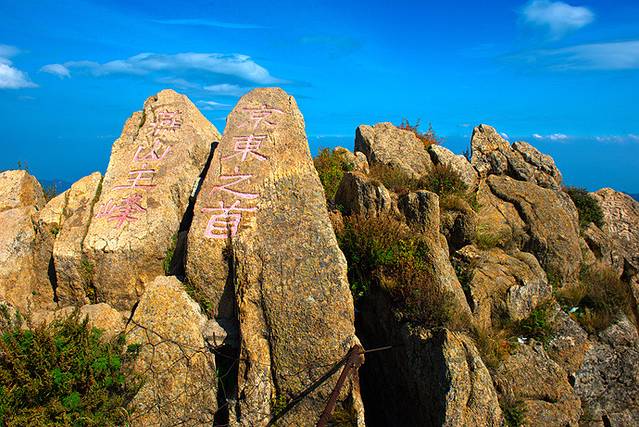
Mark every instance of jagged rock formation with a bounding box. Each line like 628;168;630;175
2;92;638;427
187;88;363;426
84;89;219;311
356;122;433;177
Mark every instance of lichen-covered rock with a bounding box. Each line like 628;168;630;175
0;170;54;314
187;88;363;426
398;191;472;317
53;172;102;306
475;180;528;249
355;122;433;177
488;175;582;284
127;276;216;426
471;125;562;189
548;306;592;374
0;170;46;213
582;223;625;277
335;171;393;216
428;144;478;190
440;198;477;252
456;245;551;328
574;317;639;426
495;343;582;426
83;90;219;310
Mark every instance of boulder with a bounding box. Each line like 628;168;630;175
428;144;478;190
398;191;472;317
470;125;562;189
83;90;219;310
494;343;582;426
440;197;478;252
53;172;103;306
547;306;592;374
355;122;433;178
0;169;46;212
334;171;393;216
186;88;363;426
0;170;54;314
475;180;527;249
574;317;639;426
582;223;625;277
488;175;582;284
127;276;217;426
456;245;551;329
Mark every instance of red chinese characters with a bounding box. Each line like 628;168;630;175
202;104;283;239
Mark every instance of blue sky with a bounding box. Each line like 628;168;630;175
0;0;638;192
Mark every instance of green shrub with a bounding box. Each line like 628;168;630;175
564;187;604;228
473;225;505;250
163;234;178;275
368;163;420;195
0;309;141;425
337;214;459;328
556;263;634;334
184;280;214;318
470;325;515;371
502;399;526;427
313;148;354;201
420;164;467;197
512;302;554;345
397;119;442;147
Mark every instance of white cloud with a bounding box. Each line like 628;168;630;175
46;52;280;84
40;63;70;78
501;132;510;140
152;19;265;30
197;100;232;111
537;40;639;70
530;133;570;141
0;44;37;89
522;1;594;38
594;134;639;144
204;83;249;96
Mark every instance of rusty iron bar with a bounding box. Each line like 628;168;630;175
316;344;365;427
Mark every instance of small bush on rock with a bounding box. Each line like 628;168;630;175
512;302;555;345
0;308;141;425
337;214;459;328
564;187;604;228
556;263;634;334
420;164;468;197
369;163;420;194
397;119;442;147
313;148;354;201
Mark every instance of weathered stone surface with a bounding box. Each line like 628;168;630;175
582;223;625;277
456;245;551;328
0;170;54;314
574;317;639;426
0;169;45;213
475;180;527;249
127;276;216;426
488;175;582;284
79;303;125;339
53;172;102;306
187;88;362;426
512;141;563;189
440;197;477;252
471;125;562;189
335;171;393;216
592;188;639;276
548;306;592;374
37;191;67;233
83;90;218;310
354;151;370;174
495;343;582;426
358;289;501;426
428;144;478;190
355;122;433;178
398;191;473;317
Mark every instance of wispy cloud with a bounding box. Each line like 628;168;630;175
40;63;70;78
204;83;249;96
532;132;570;141
514;40;639;70
196;100;232;111
152;19;266;30
43;52;281;84
0;44;37;89
594;134;639;144
521;1;594;39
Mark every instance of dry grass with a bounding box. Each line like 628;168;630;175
397;118;442;147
